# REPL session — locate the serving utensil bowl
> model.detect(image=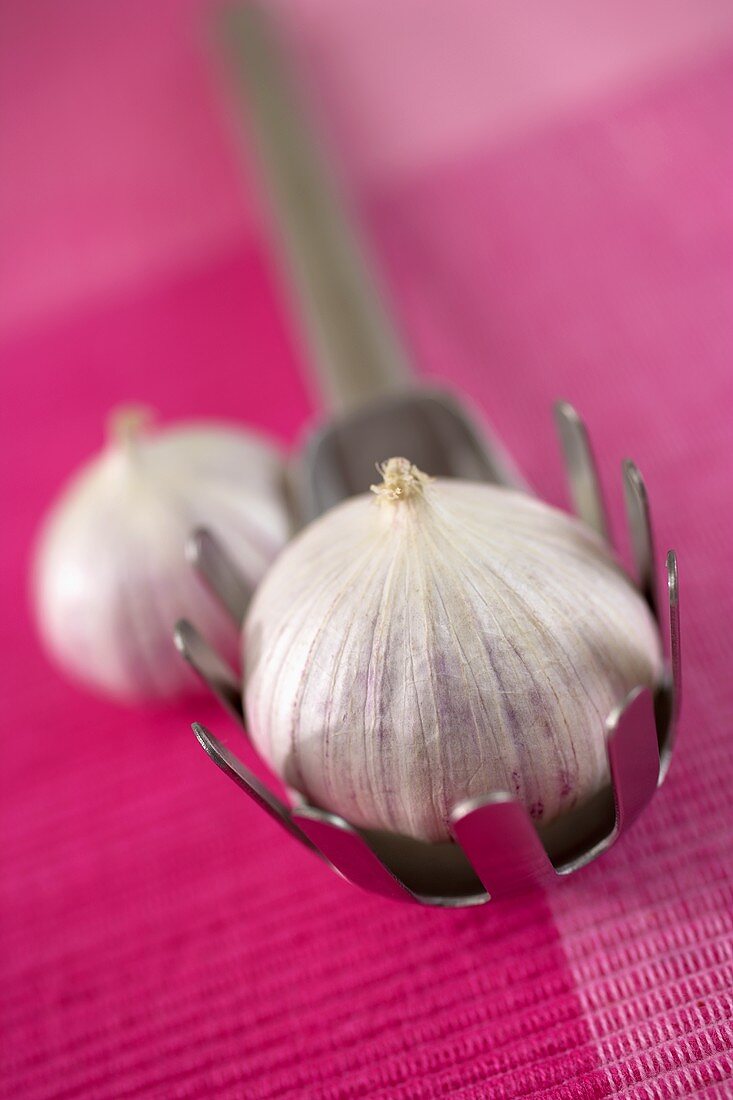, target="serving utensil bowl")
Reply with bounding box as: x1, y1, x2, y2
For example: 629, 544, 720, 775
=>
176, 401, 680, 906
